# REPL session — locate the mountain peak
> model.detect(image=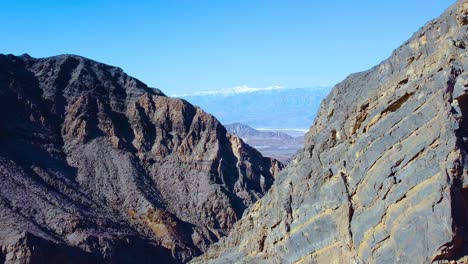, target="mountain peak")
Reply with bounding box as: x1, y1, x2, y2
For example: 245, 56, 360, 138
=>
0, 53, 283, 263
